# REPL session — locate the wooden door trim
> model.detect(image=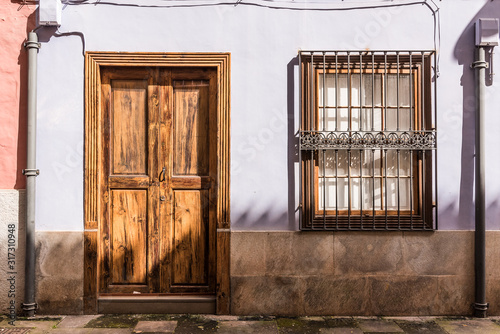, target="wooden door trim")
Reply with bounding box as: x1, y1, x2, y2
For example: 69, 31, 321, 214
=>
84, 52, 231, 314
